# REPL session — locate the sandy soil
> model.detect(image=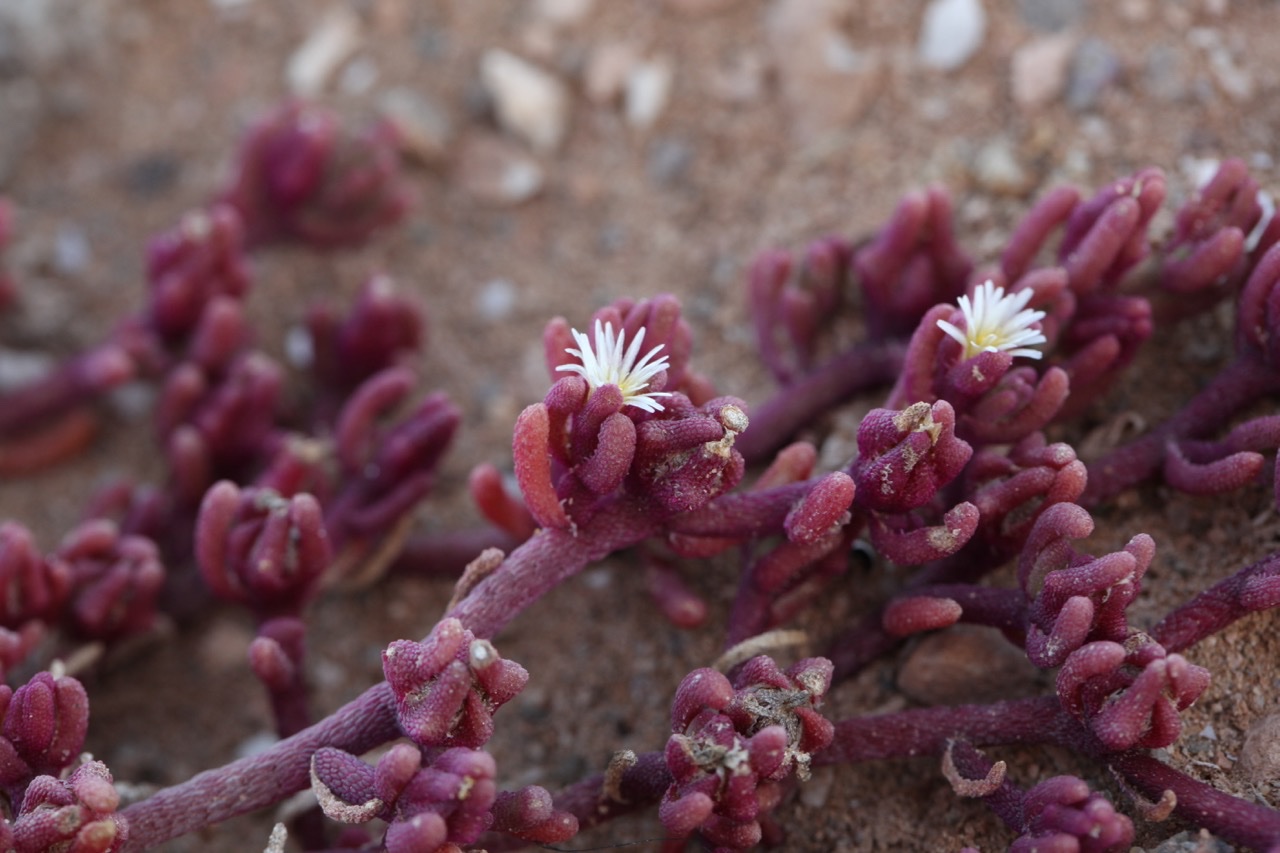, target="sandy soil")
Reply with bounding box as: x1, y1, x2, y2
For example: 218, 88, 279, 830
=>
0, 0, 1278, 850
